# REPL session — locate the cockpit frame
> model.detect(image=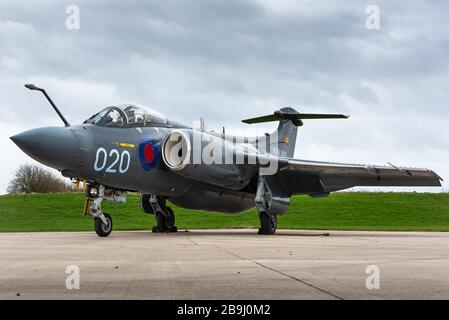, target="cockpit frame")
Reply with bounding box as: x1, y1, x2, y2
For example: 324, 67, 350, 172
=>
83, 104, 167, 128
